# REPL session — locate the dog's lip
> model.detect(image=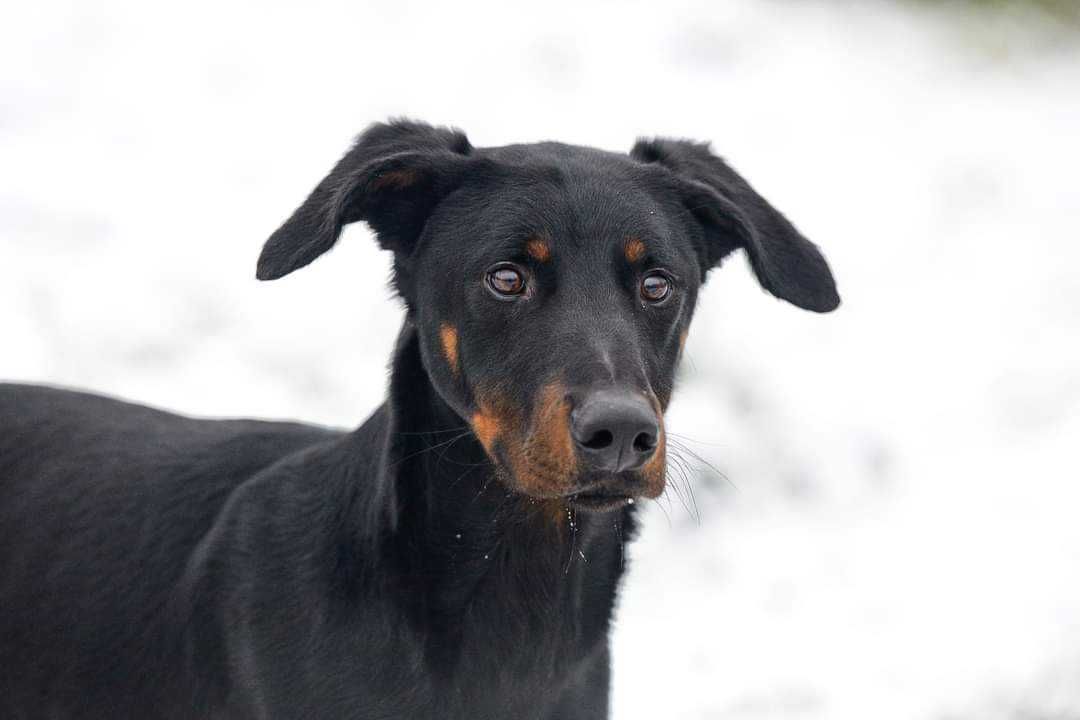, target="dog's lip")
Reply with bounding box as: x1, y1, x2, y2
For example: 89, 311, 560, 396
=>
566, 491, 635, 512
564, 484, 639, 512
